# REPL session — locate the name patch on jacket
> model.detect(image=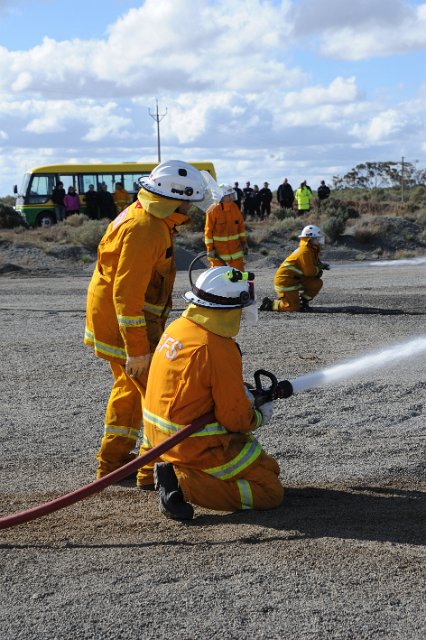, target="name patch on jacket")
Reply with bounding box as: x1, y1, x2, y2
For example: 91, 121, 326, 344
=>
112, 207, 130, 229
